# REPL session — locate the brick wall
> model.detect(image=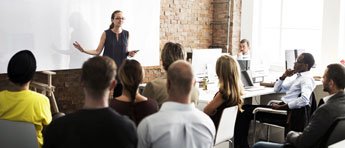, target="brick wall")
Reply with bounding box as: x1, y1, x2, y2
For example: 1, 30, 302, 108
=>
0, 0, 242, 113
